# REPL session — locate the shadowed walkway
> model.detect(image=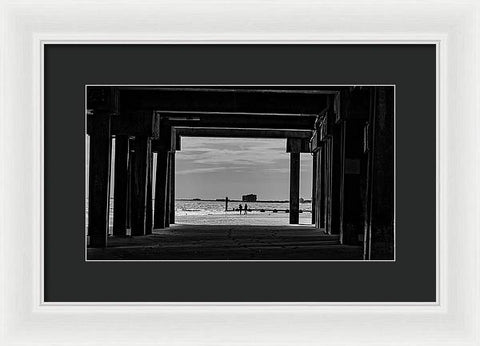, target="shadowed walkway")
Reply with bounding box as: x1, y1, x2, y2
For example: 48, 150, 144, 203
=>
88, 224, 363, 260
